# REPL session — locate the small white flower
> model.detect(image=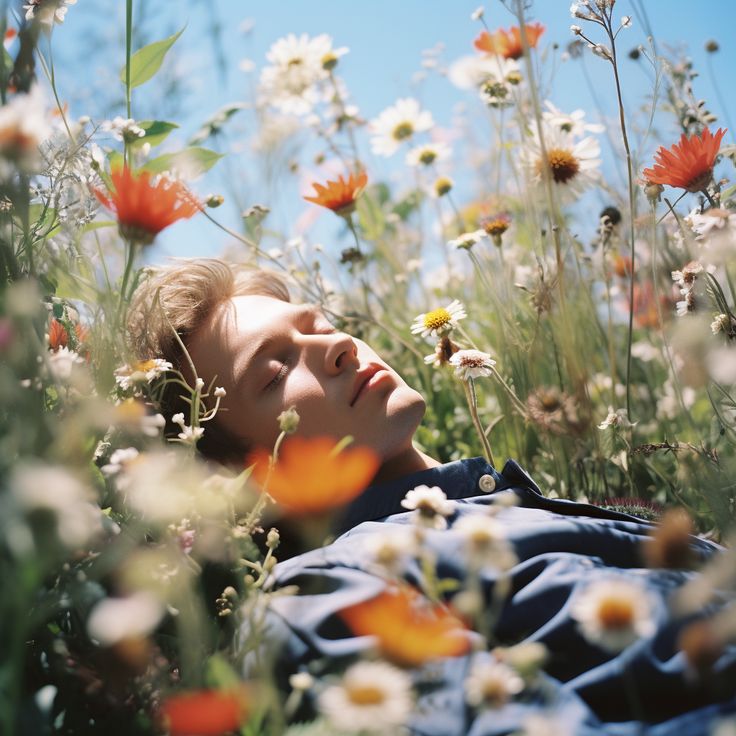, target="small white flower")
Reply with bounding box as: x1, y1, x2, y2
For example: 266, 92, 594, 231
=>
24, 0, 77, 25
570, 578, 657, 652
411, 299, 467, 338
214, 386, 227, 398
448, 230, 488, 250
401, 485, 454, 529
621, 15, 632, 28
675, 290, 695, 317
711, 313, 732, 335
87, 592, 164, 646
100, 116, 145, 141
114, 358, 172, 391
449, 349, 496, 380
571, 24, 583, 35
289, 672, 315, 691
369, 97, 434, 157
171, 412, 186, 428
141, 413, 166, 437
465, 659, 524, 708
194, 377, 205, 391
471, 6, 484, 21
597, 407, 635, 430
101, 447, 139, 476
177, 424, 204, 445
455, 514, 517, 570
405, 141, 451, 168
365, 527, 417, 577
47, 346, 85, 383
318, 661, 413, 733
0, 86, 52, 173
